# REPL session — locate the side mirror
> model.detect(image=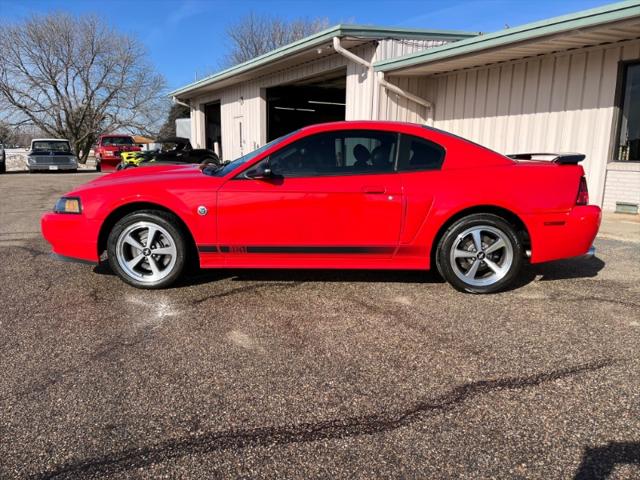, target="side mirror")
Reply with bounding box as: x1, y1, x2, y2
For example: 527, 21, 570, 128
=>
244, 163, 277, 180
